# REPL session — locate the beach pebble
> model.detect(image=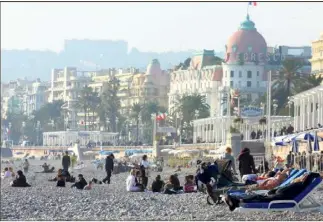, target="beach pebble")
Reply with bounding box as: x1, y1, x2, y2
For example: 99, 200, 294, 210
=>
1, 159, 323, 220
